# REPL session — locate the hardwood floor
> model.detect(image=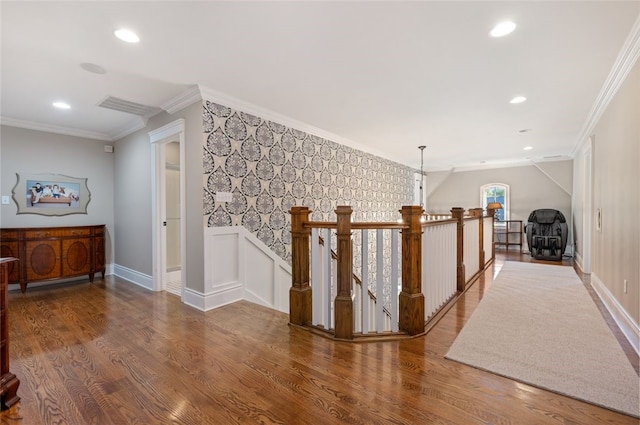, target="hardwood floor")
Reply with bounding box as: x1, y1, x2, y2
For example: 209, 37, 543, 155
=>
2, 251, 638, 424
